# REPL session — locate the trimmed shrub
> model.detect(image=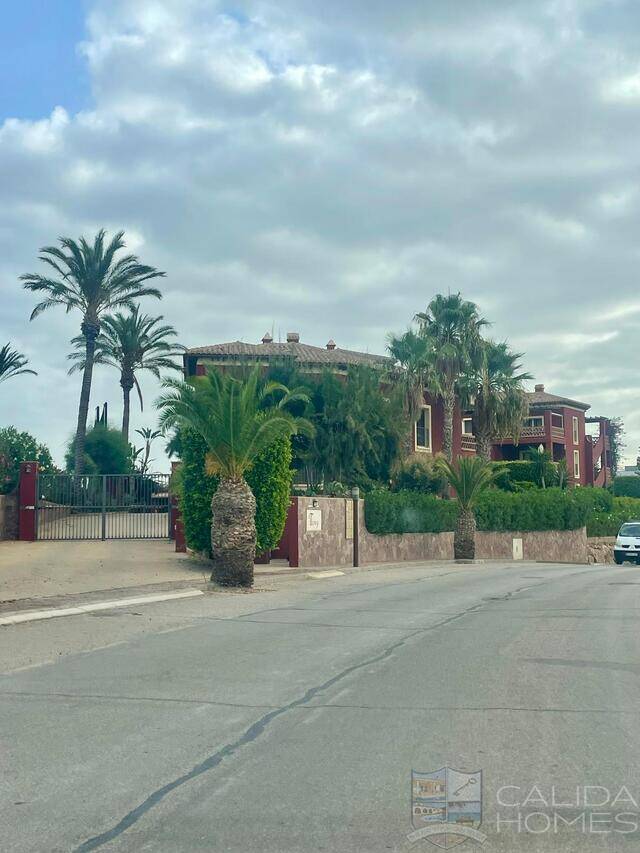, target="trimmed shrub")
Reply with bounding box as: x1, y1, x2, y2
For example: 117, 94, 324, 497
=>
613, 476, 640, 498
0, 426, 55, 494
365, 490, 457, 534
176, 429, 294, 556
492, 459, 557, 489
365, 487, 591, 535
